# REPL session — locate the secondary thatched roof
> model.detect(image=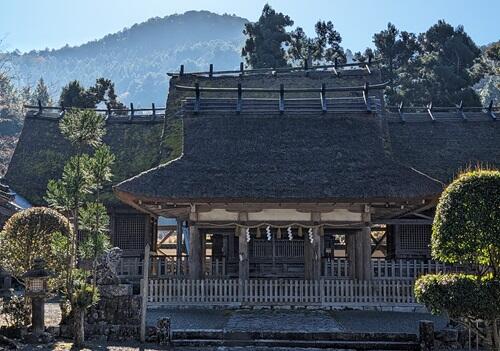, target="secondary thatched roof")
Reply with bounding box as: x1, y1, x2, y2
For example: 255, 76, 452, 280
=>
386, 112, 500, 183
5, 112, 168, 205
115, 112, 443, 203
